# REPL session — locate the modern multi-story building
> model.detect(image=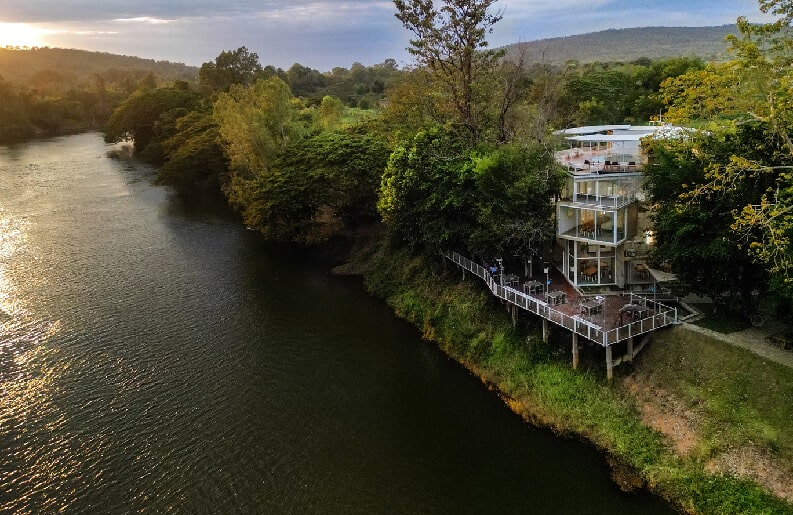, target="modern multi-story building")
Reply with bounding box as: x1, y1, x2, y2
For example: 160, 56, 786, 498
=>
552, 124, 668, 290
